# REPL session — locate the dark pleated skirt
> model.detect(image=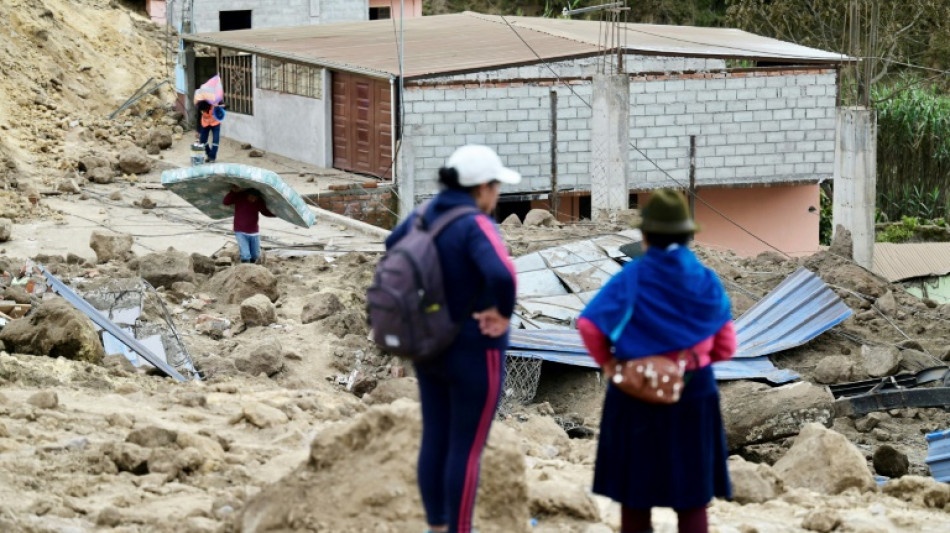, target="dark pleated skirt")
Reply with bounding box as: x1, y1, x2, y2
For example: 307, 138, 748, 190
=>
592, 365, 731, 510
